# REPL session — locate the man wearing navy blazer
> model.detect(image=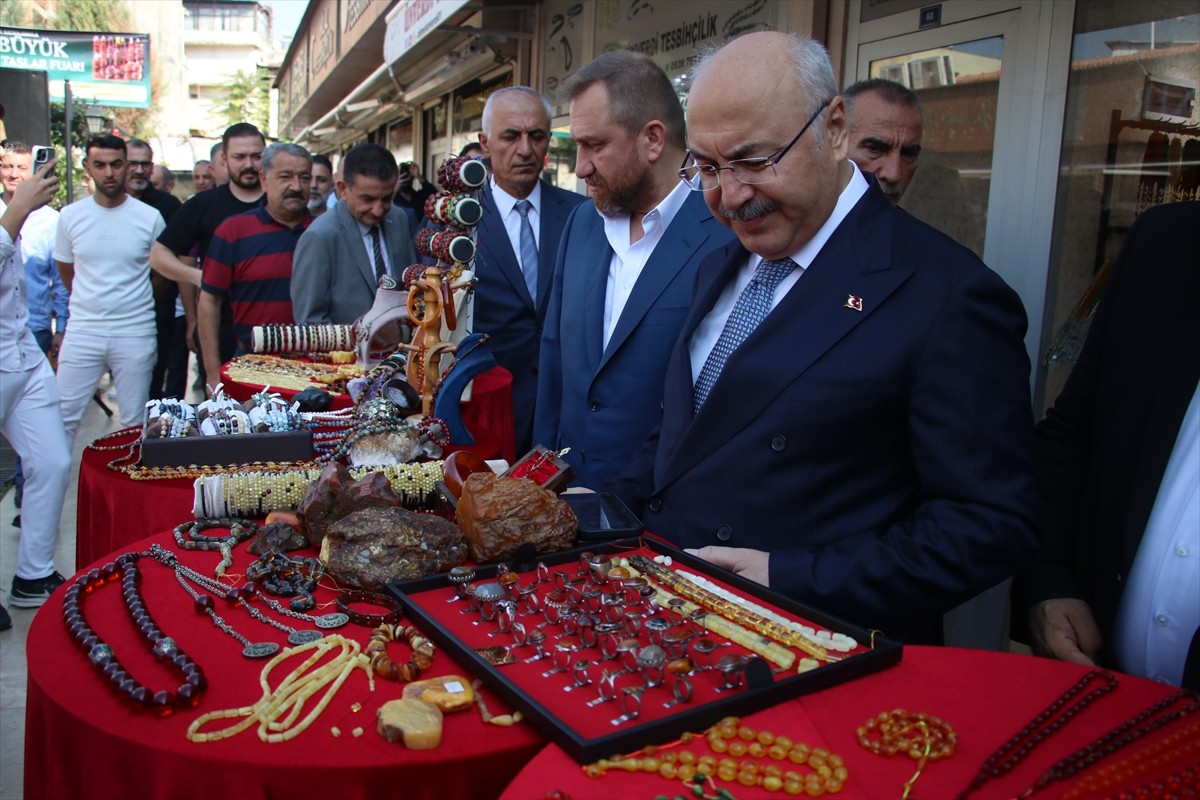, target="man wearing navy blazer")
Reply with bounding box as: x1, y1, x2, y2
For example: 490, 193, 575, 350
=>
474, 87, 585, 454
608, 32, 1038, 645
535, 50, 736, 487
291, 143, 416, 324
